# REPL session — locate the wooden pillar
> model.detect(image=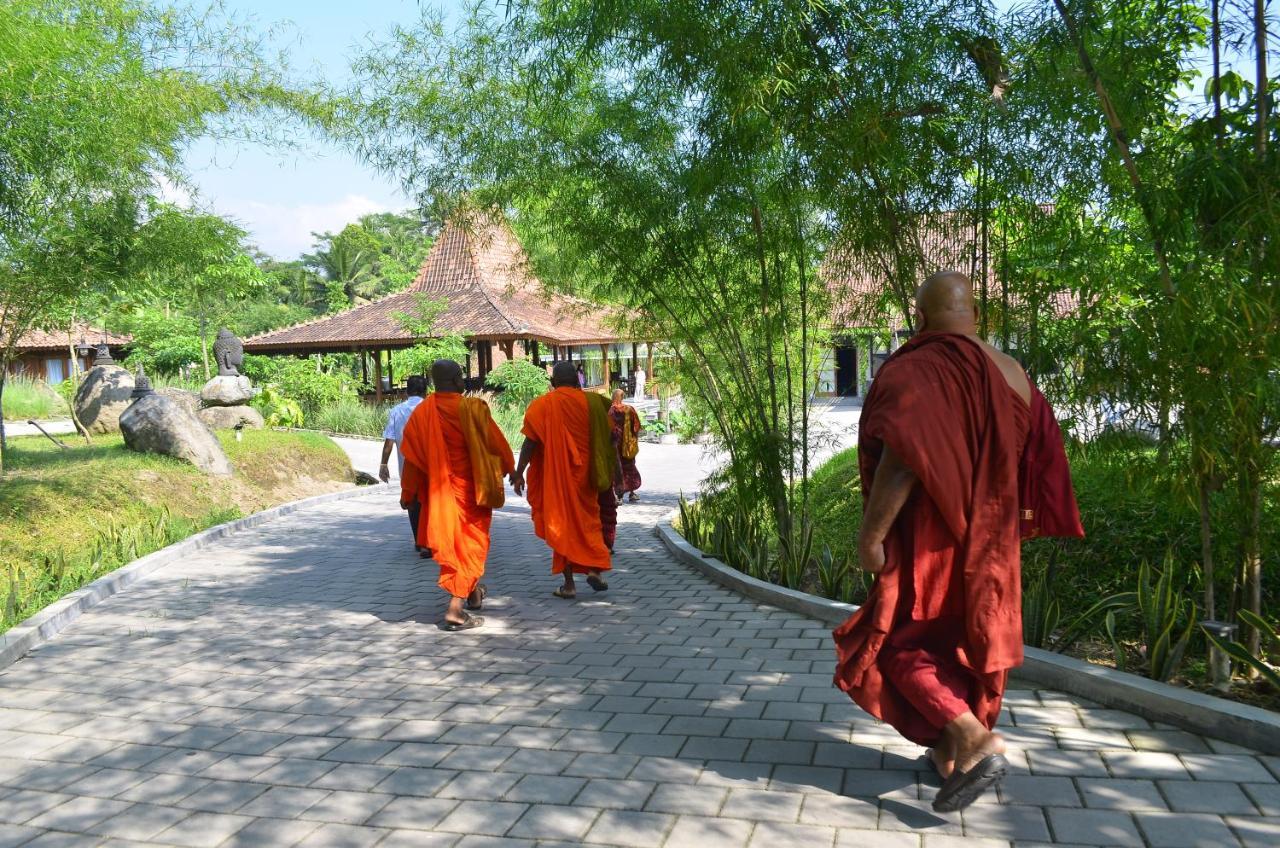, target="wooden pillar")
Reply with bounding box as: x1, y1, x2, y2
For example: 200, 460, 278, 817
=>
645, 343, 655, 380
531, 340, 541, 366
600, 344, 610, 390
374, 350, 383, 403
360, 350, 368, 386
631, 343, 639, 378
